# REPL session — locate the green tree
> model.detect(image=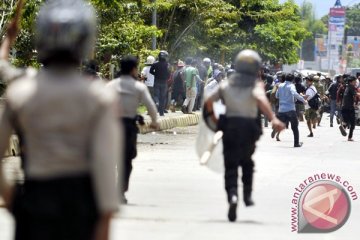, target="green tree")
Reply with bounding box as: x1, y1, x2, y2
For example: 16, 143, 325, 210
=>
235, 0, 310, 64
3, 0, 310, 74
153, 0, 309, 64
12, 0, 42, 67
154, 0, 237, 60
344, 4, 360, 36
0, 0, 18, 39
90, 0, 161, 77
